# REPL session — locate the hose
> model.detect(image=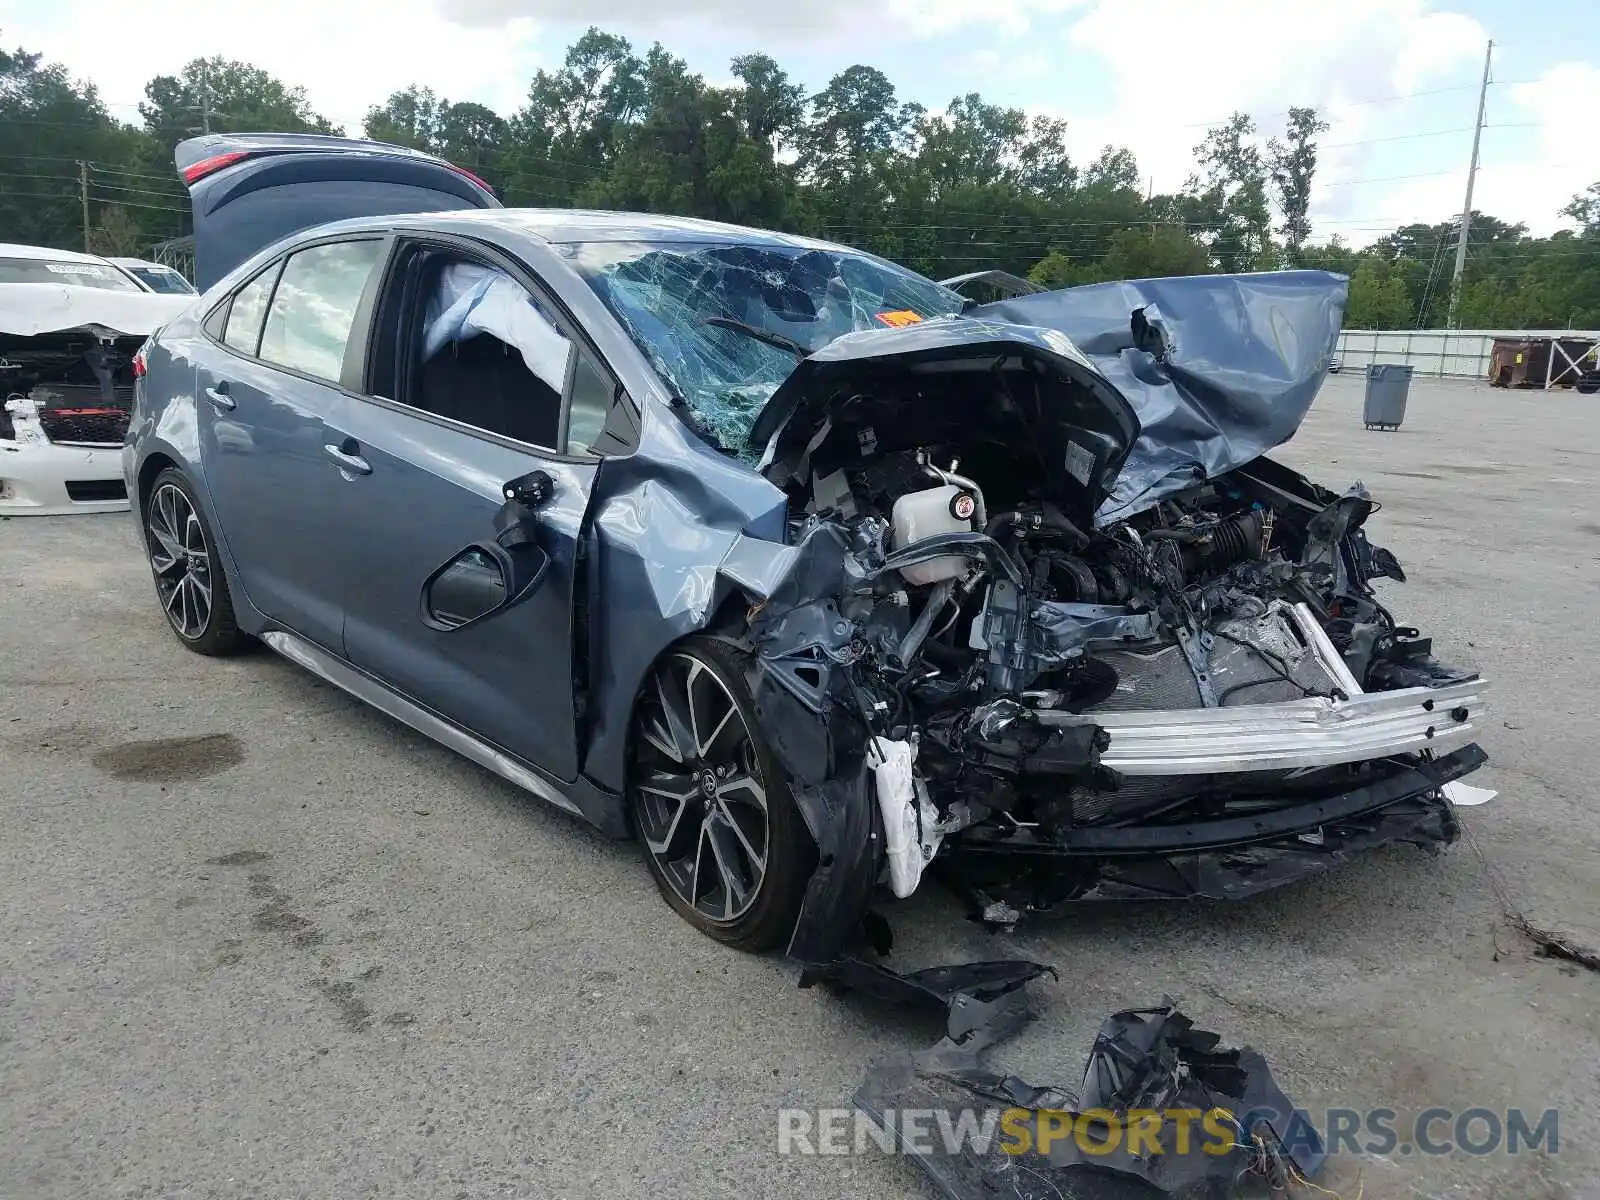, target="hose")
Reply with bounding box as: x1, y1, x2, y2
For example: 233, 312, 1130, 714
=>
894, 579, 956, 669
